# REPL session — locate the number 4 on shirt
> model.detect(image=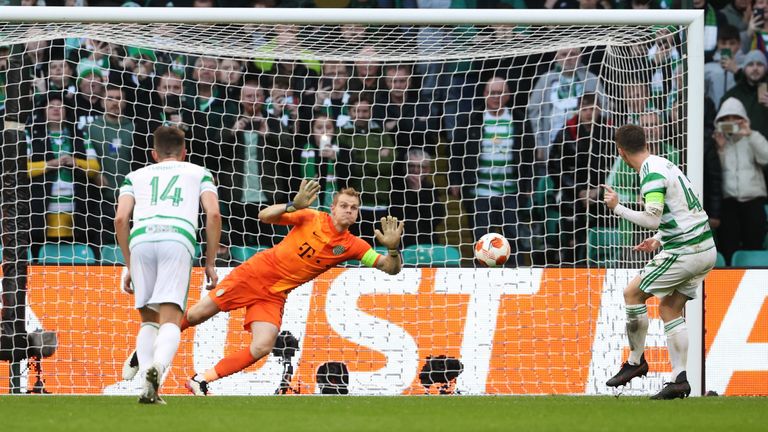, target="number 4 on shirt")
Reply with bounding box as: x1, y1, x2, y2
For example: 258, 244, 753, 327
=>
677, 176, 702, 212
